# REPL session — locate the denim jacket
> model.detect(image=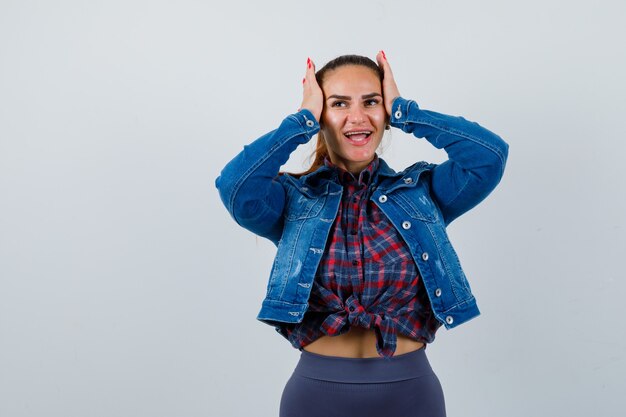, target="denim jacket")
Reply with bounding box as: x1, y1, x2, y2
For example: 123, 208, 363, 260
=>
215, 97, 509, 334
